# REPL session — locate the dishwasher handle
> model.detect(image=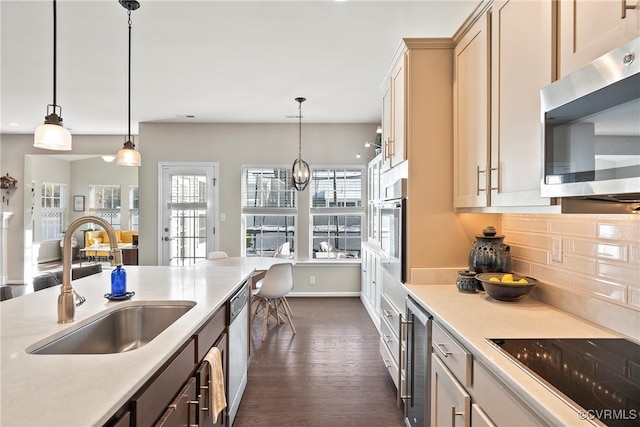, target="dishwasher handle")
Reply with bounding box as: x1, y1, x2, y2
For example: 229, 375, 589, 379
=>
229, 281, 249, 321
